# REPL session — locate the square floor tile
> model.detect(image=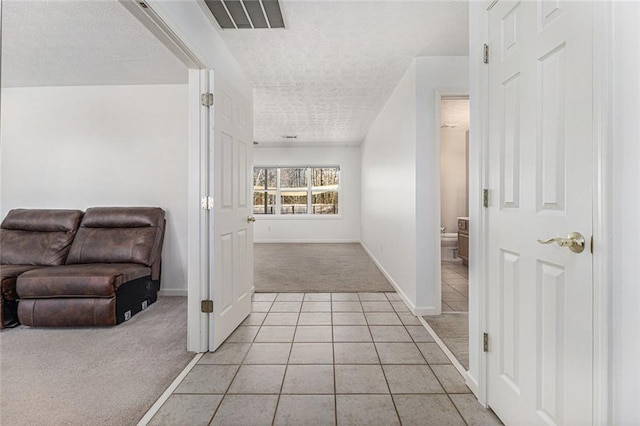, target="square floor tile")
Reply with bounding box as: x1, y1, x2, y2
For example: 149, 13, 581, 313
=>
274, 395, 335, 426
294, 325, 333, 342
333, 326, 372, 342
331, 293, 359, 301
263, 313, 299, 326
254, 326, 296, 343
243, 343, 292, 364
276, 293, 305, 301
298, 312, 332, 326
335, 365, 389, 394
393, 394, 465, 426
361, 301, 394, 312
150, 394, 222, 426
385, 292, 401, 301
416, 342, 451, 364
336, 395, 399, 426
442, 292, 467, 302
449, 394, 503, 426
270, 301, 302, 312
334, 342, 379, 364
382, 365, 444, 393
301, 301, 332, 312
199, 343, 251, 364
226, 326, 260, 343
174, 365, 238, 394
365, 312, 402, 326
397, 313, 421, 325
304, 293, 331, 301
332, 312, 367, 326
375, 343, 426, 364
430, 365, 471, 393
253, 293, 278, 302
332, 301, 363, 312
252, 302, 273, 313
228, 365, 286, 394
405, 325, 435, 342
282, 364, 334, 394
358, 292, 388, 301
210, 394, 278, 426
442, 302, 455, 312
369, 326, 412, 342
447, 302, 469, 312
390, 301, 410, 312
242, 312, 267, 326
289, 343, 334, 364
